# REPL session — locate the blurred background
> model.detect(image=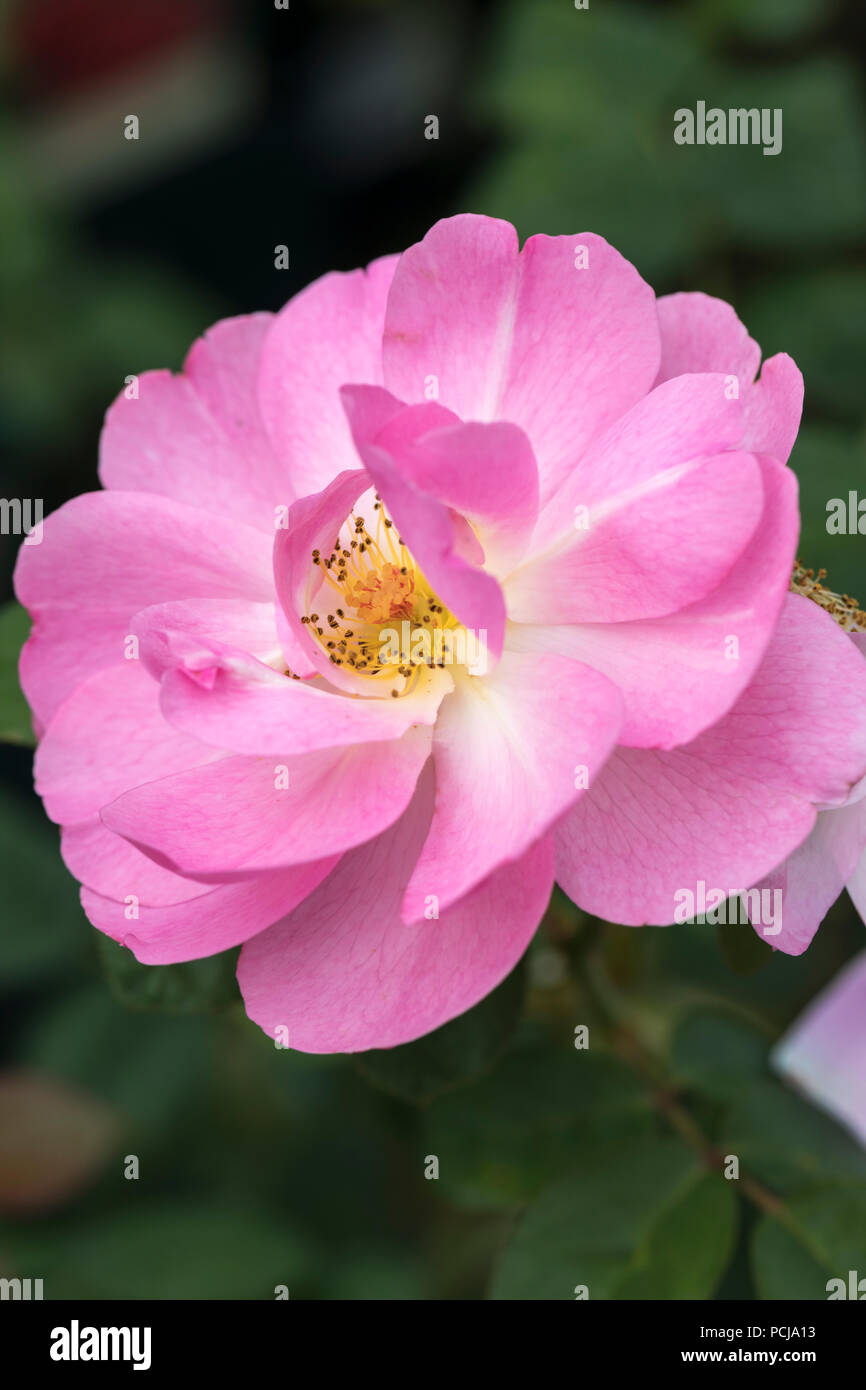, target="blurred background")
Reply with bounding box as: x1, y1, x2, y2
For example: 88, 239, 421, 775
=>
1, 0, 865, 1300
